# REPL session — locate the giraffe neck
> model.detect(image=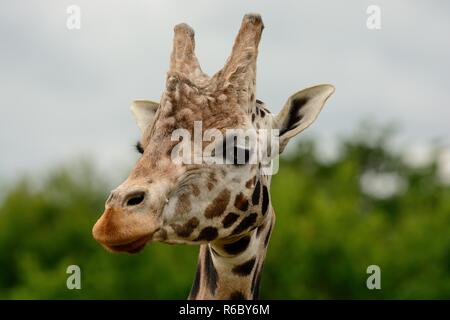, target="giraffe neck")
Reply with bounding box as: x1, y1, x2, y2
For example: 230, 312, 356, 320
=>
189, 209, 275, 300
